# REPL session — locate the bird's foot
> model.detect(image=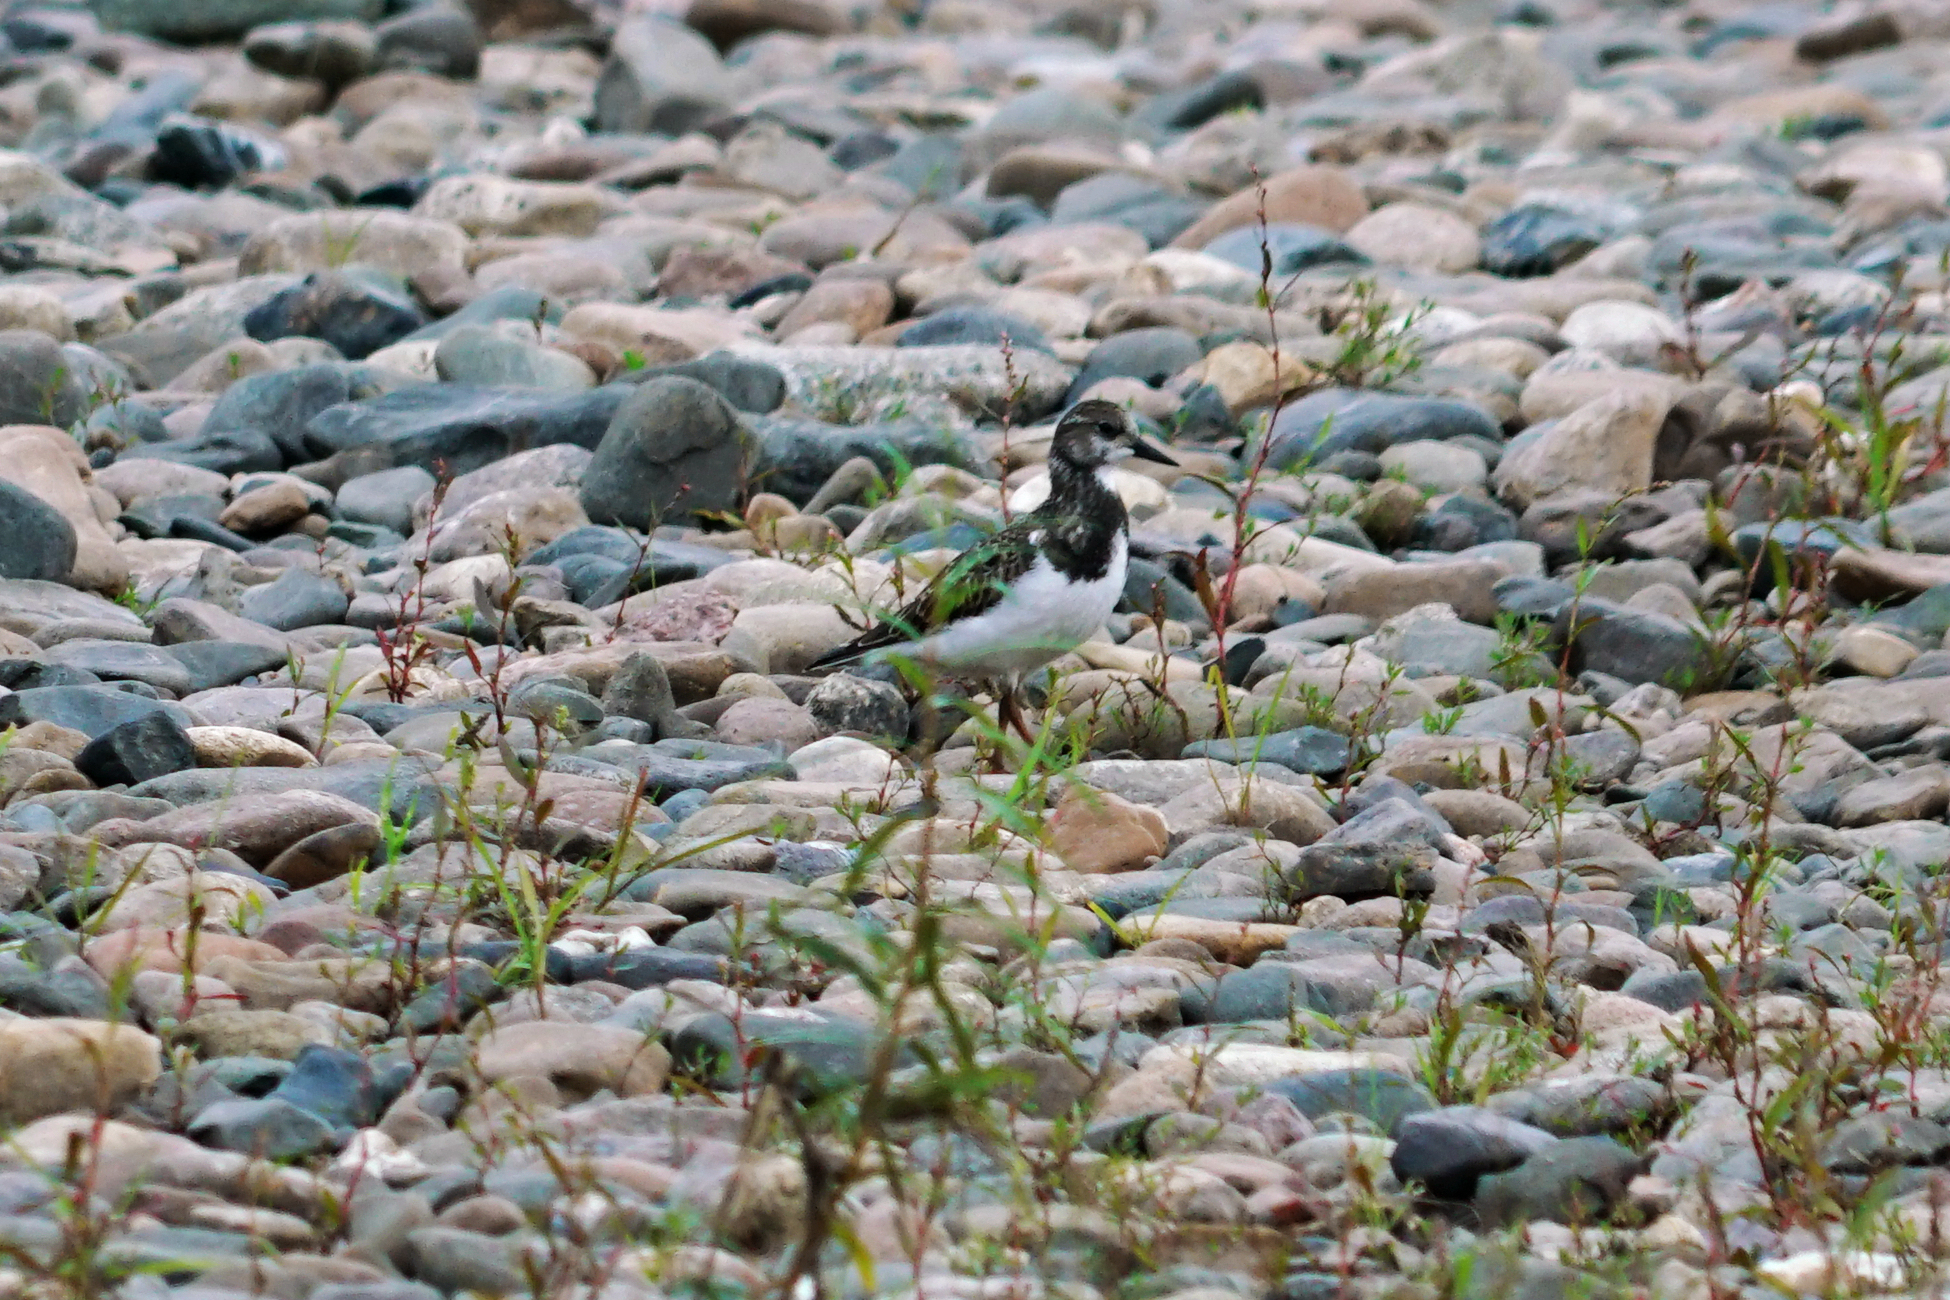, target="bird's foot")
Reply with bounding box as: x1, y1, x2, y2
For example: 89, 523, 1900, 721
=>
995, 689, 1037, 745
